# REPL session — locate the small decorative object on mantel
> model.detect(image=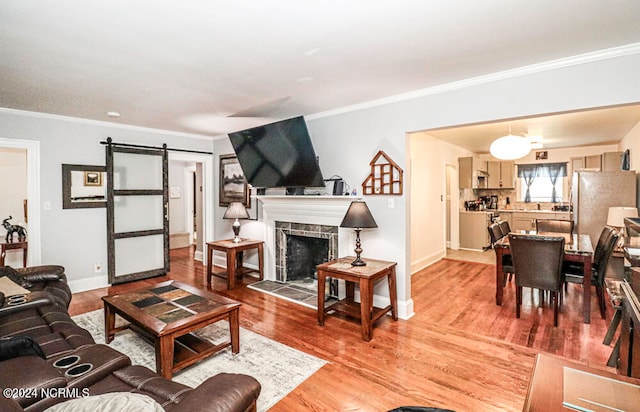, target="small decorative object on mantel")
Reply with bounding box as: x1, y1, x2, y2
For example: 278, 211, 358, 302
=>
361, 150, 403, 195
2, 216, 27, 243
